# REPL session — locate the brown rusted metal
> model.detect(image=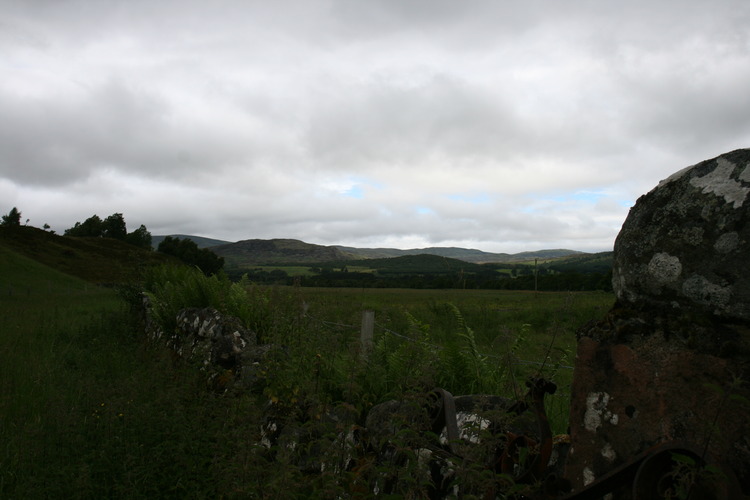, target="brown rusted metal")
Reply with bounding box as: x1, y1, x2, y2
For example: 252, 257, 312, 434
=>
375, 378, 743, 499
427, 388, 460, 454
495, 378, 557, 485
426, 379, 743, 499
557, 441, 743, 500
